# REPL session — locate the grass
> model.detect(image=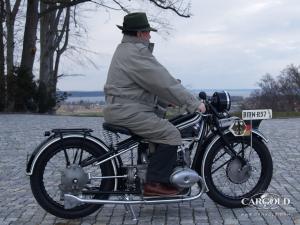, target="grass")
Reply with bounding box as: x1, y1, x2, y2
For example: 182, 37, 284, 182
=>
56, 111, 104, 117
